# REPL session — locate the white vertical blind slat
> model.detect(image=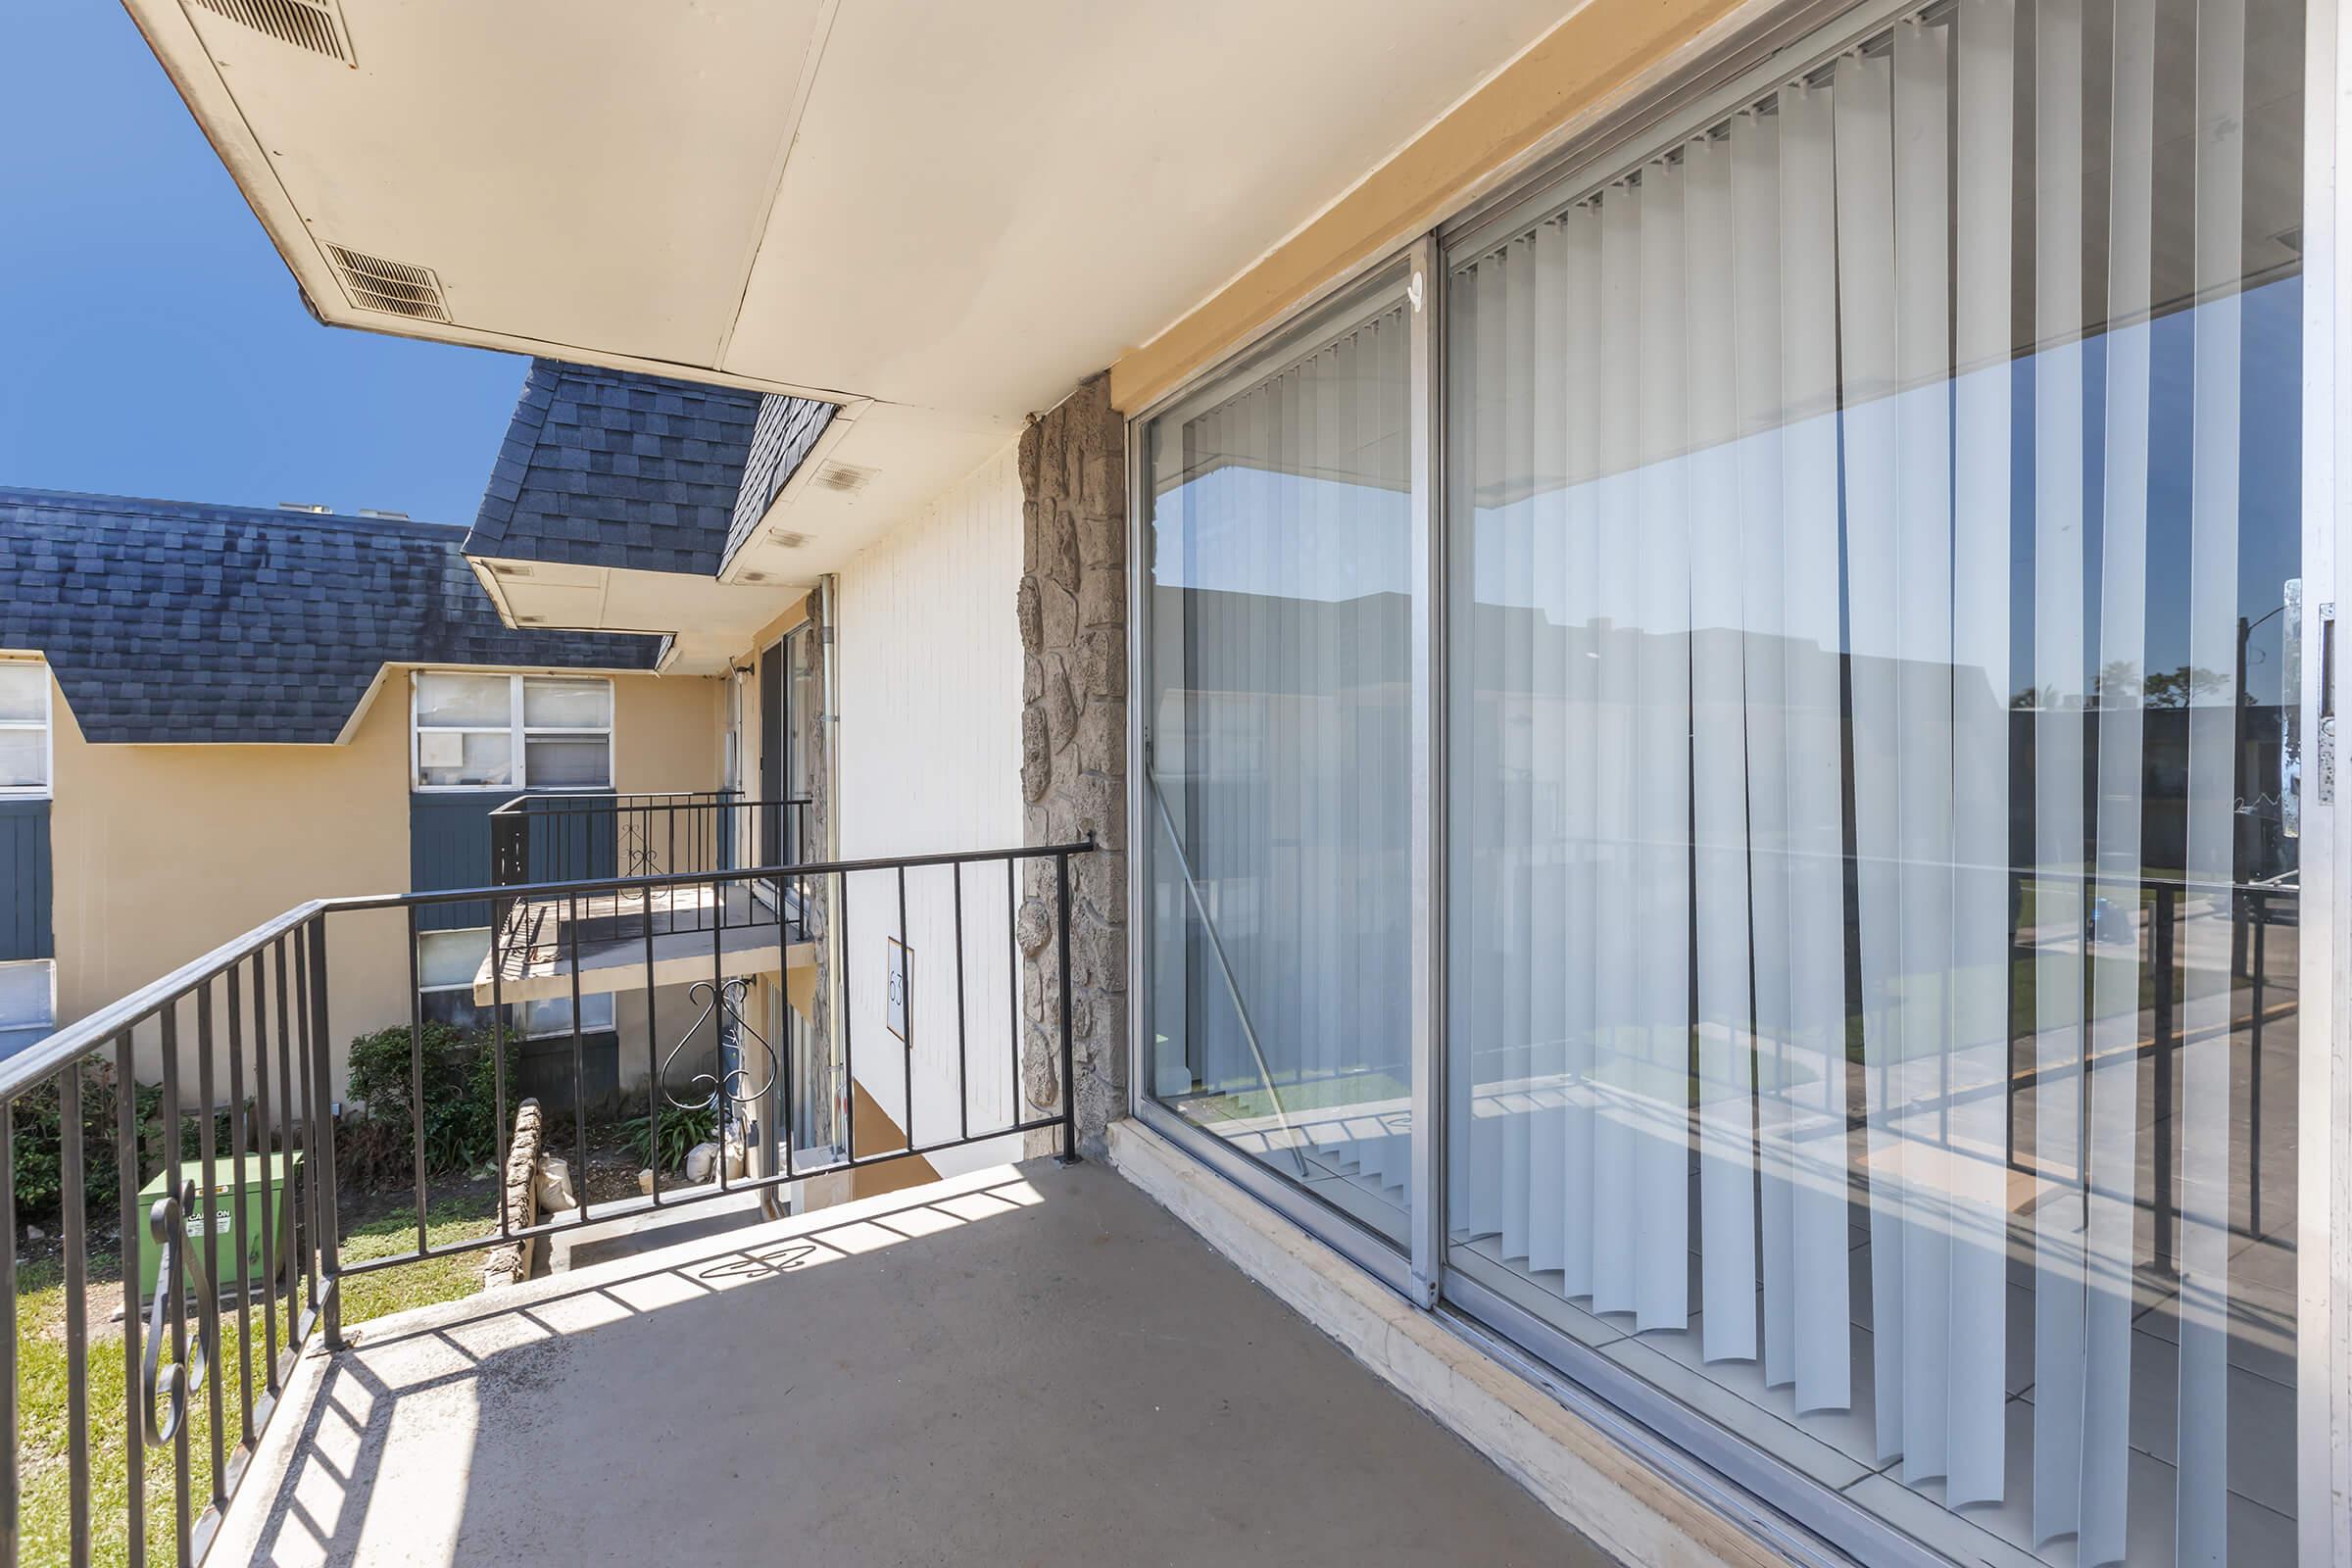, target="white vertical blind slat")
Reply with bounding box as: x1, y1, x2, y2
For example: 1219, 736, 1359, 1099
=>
1731, 107, 1797, 1388
1892, 16, 1959, 1486
2178, 0, 2247, 1557
1469, 252, 1507, 1240
1528, 219, 1571, 1275
1589, 183, 1643, 1315
1559, 204, 1604, 1298
1775, 77, 1855, 1415
1946, 0, 2016, 1508
1633, 157, 1693, 1331
2079, 0, 2159, 1556
1685, 130, 1760, 1365
2031, 0, 2093, 1544
1834, 47, 1908, 1454
1501, 233, 1537, 1262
